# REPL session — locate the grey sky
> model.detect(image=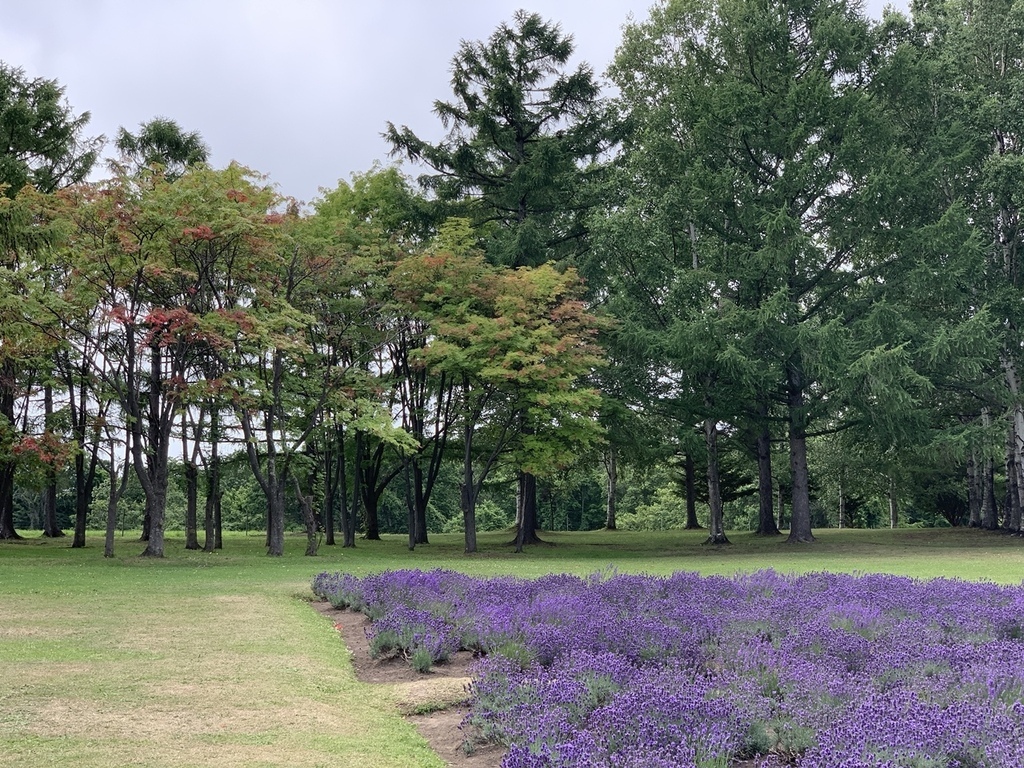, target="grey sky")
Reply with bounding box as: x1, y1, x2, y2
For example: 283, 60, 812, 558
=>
3, 0, 902, 205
